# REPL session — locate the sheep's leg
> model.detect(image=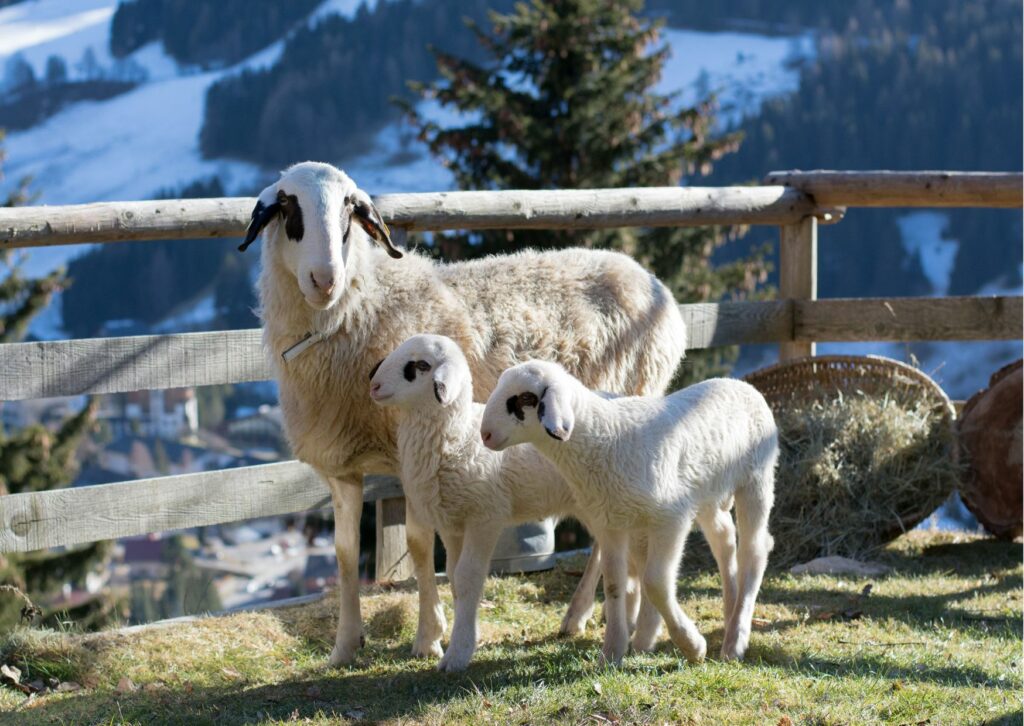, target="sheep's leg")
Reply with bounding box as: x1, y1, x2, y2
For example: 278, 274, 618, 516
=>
721, 480, 773, 661
625, 539, 644, 635
597, 529, 631, 666
438, 524, 501, 672
326, 476, 365, 667
406, 505, 445, 658
630, 533, 663, 652
560, 540, 601, 636
642, 520, 706, 664
696, 504, 739, 632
